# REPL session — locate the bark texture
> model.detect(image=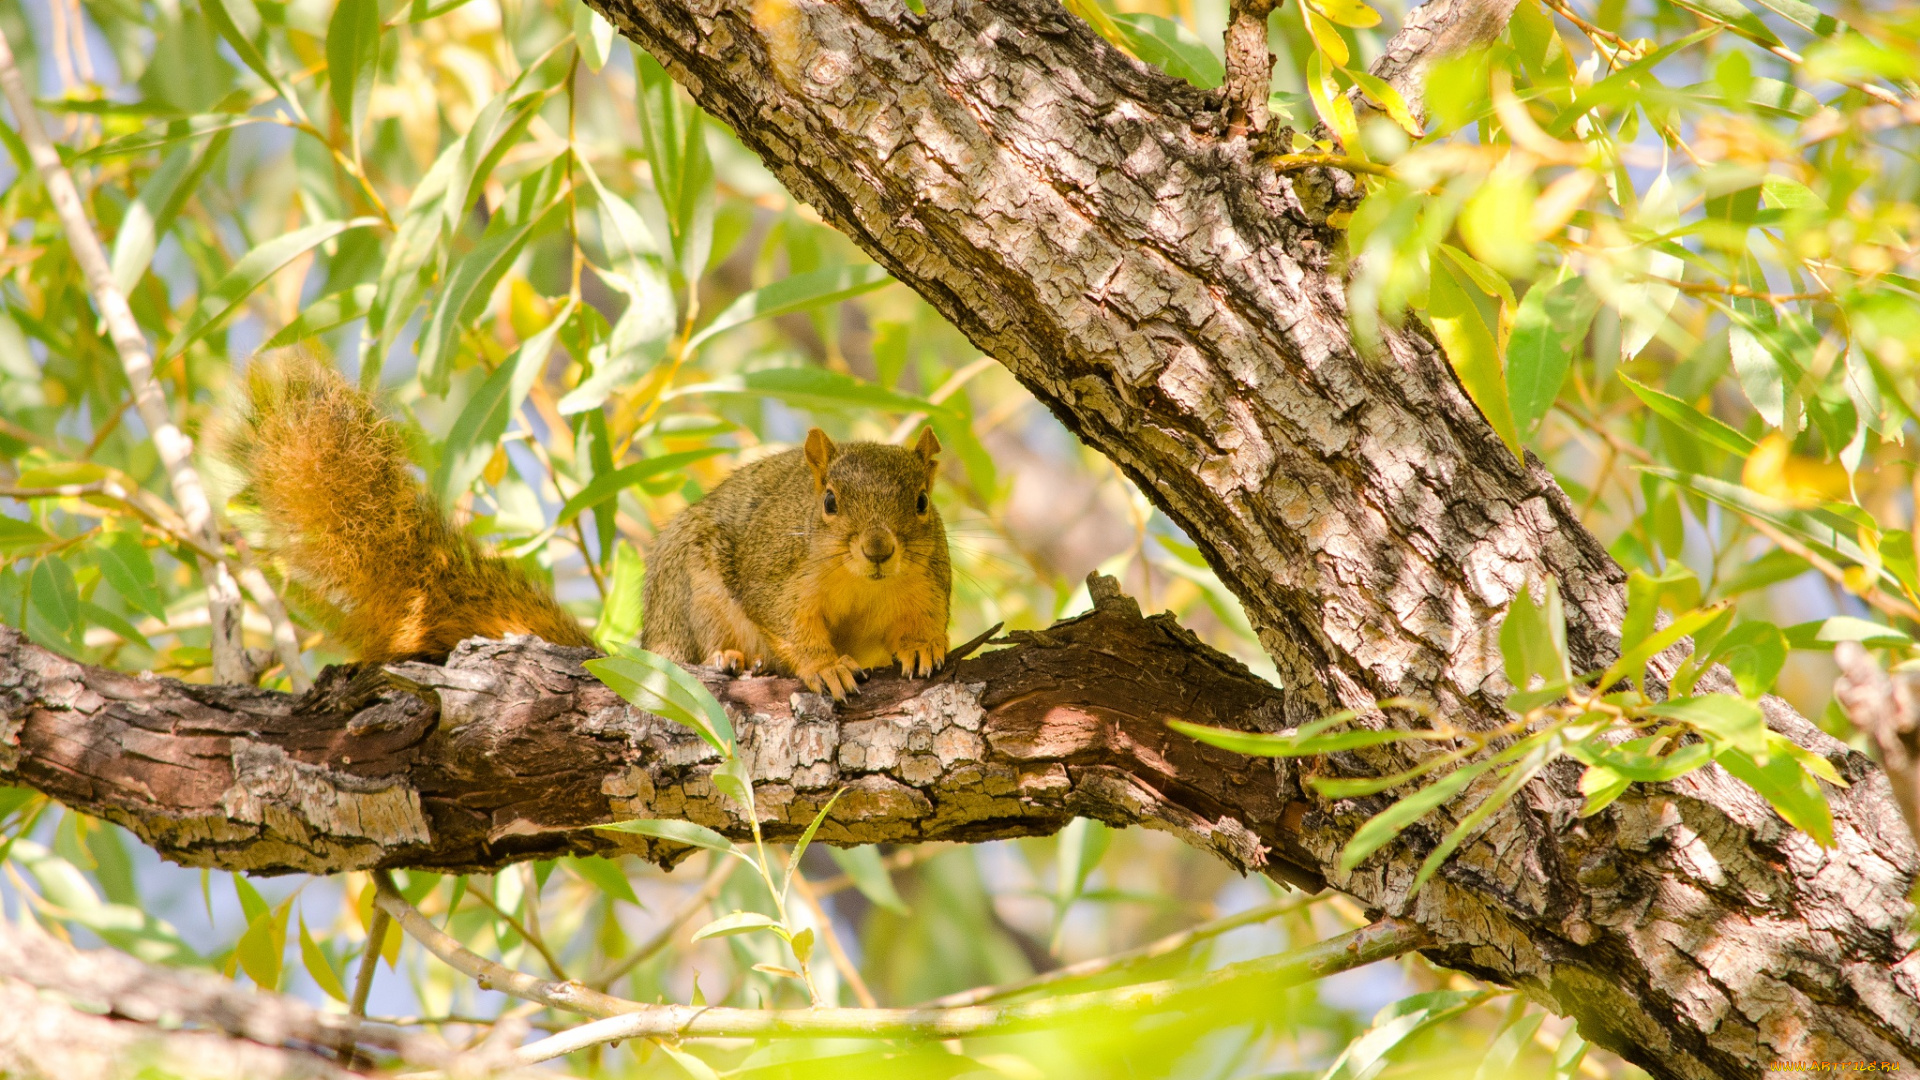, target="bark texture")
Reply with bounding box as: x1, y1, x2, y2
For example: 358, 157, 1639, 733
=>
551, 0, 1914, 1074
